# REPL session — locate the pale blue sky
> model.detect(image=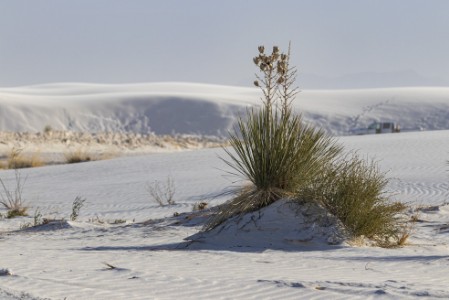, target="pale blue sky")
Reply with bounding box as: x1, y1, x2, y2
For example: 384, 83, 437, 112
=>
1, 0, 449, 87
